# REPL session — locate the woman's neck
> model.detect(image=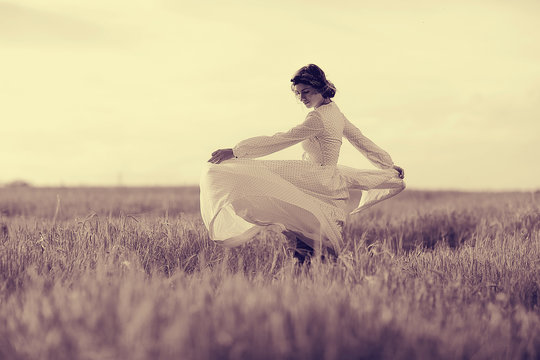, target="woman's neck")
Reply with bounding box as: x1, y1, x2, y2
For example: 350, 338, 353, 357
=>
315, 99, 332, 108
